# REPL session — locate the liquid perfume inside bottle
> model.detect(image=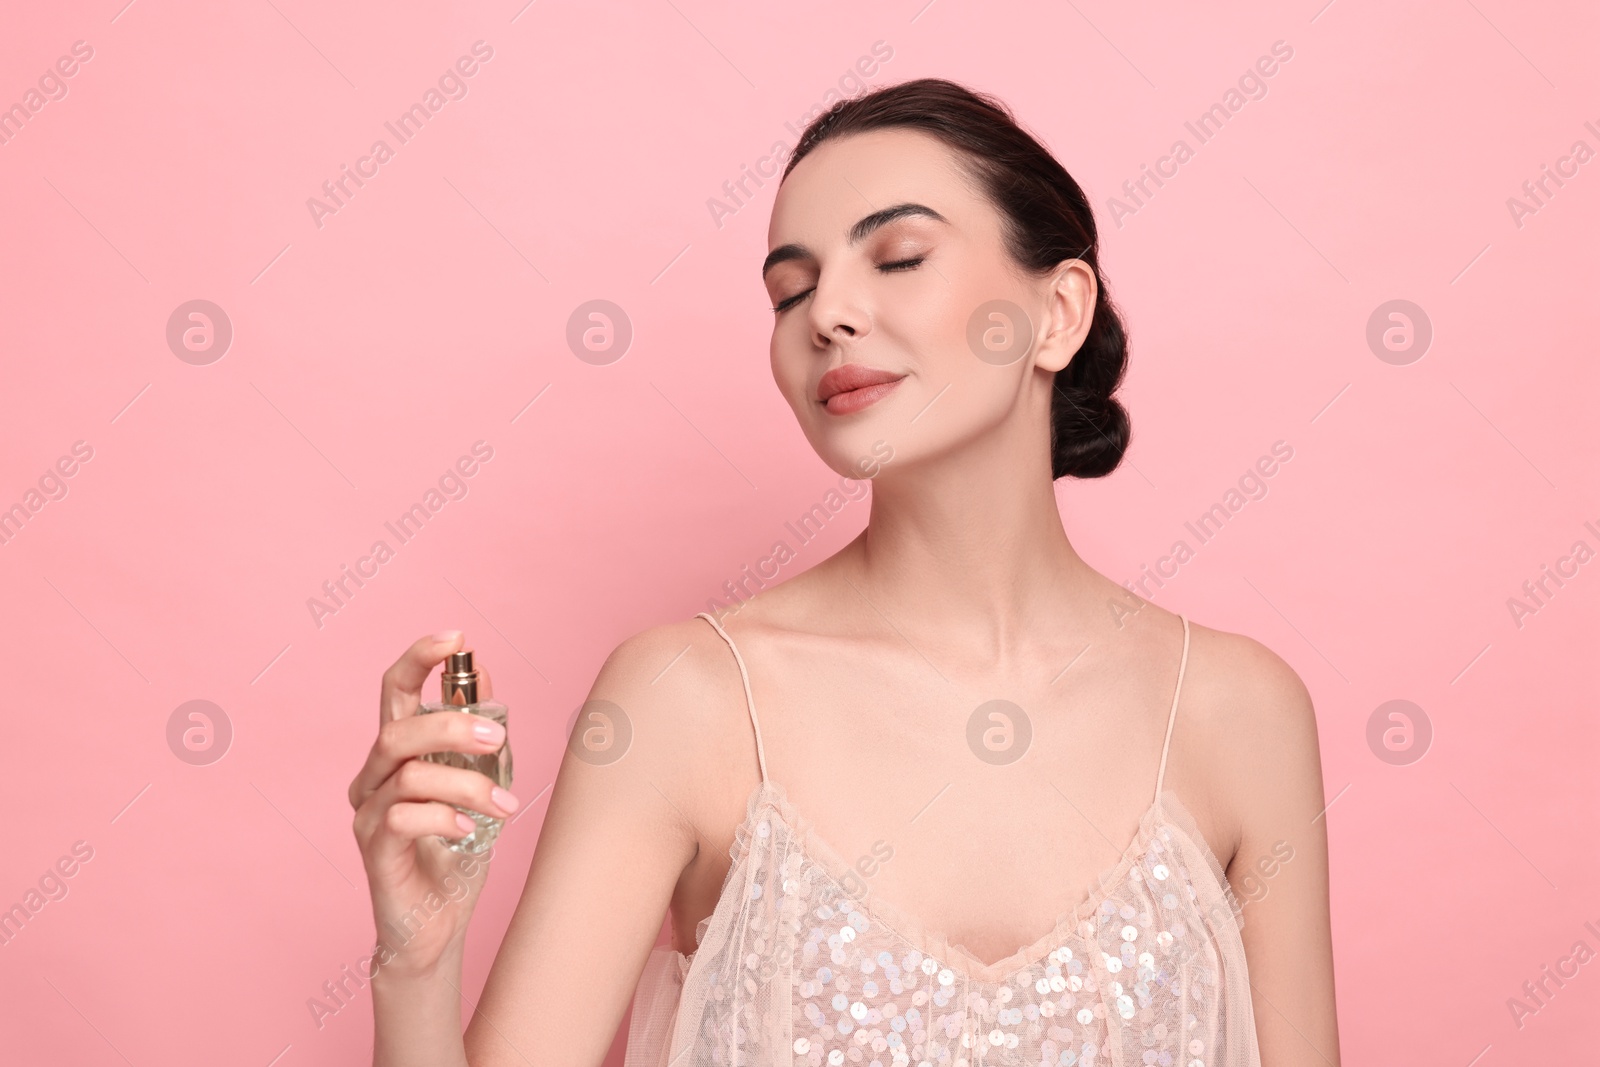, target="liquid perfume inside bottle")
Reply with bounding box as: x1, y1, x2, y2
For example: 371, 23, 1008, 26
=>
419, 649, 512, 854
